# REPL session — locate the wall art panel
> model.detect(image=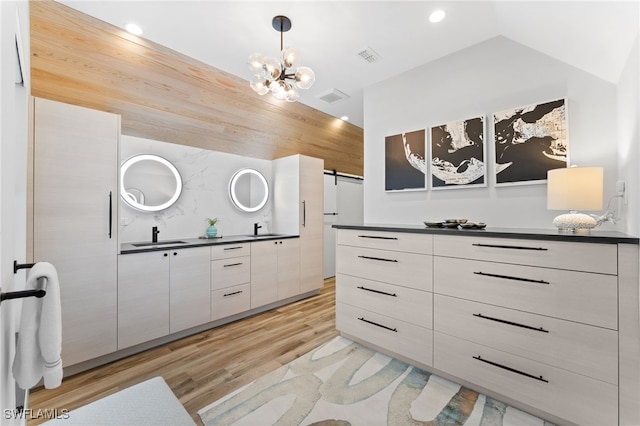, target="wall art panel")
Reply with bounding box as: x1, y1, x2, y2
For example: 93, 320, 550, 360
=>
494, 98, 568, 186
385, 130, 427, 191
